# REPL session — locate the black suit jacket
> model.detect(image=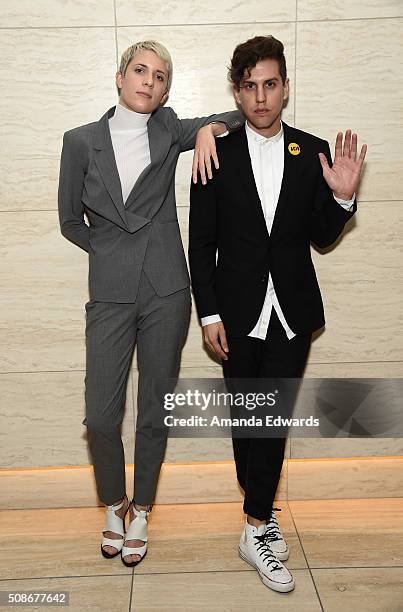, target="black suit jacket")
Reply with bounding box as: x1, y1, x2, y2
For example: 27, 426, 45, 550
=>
188, 122, 356, 337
